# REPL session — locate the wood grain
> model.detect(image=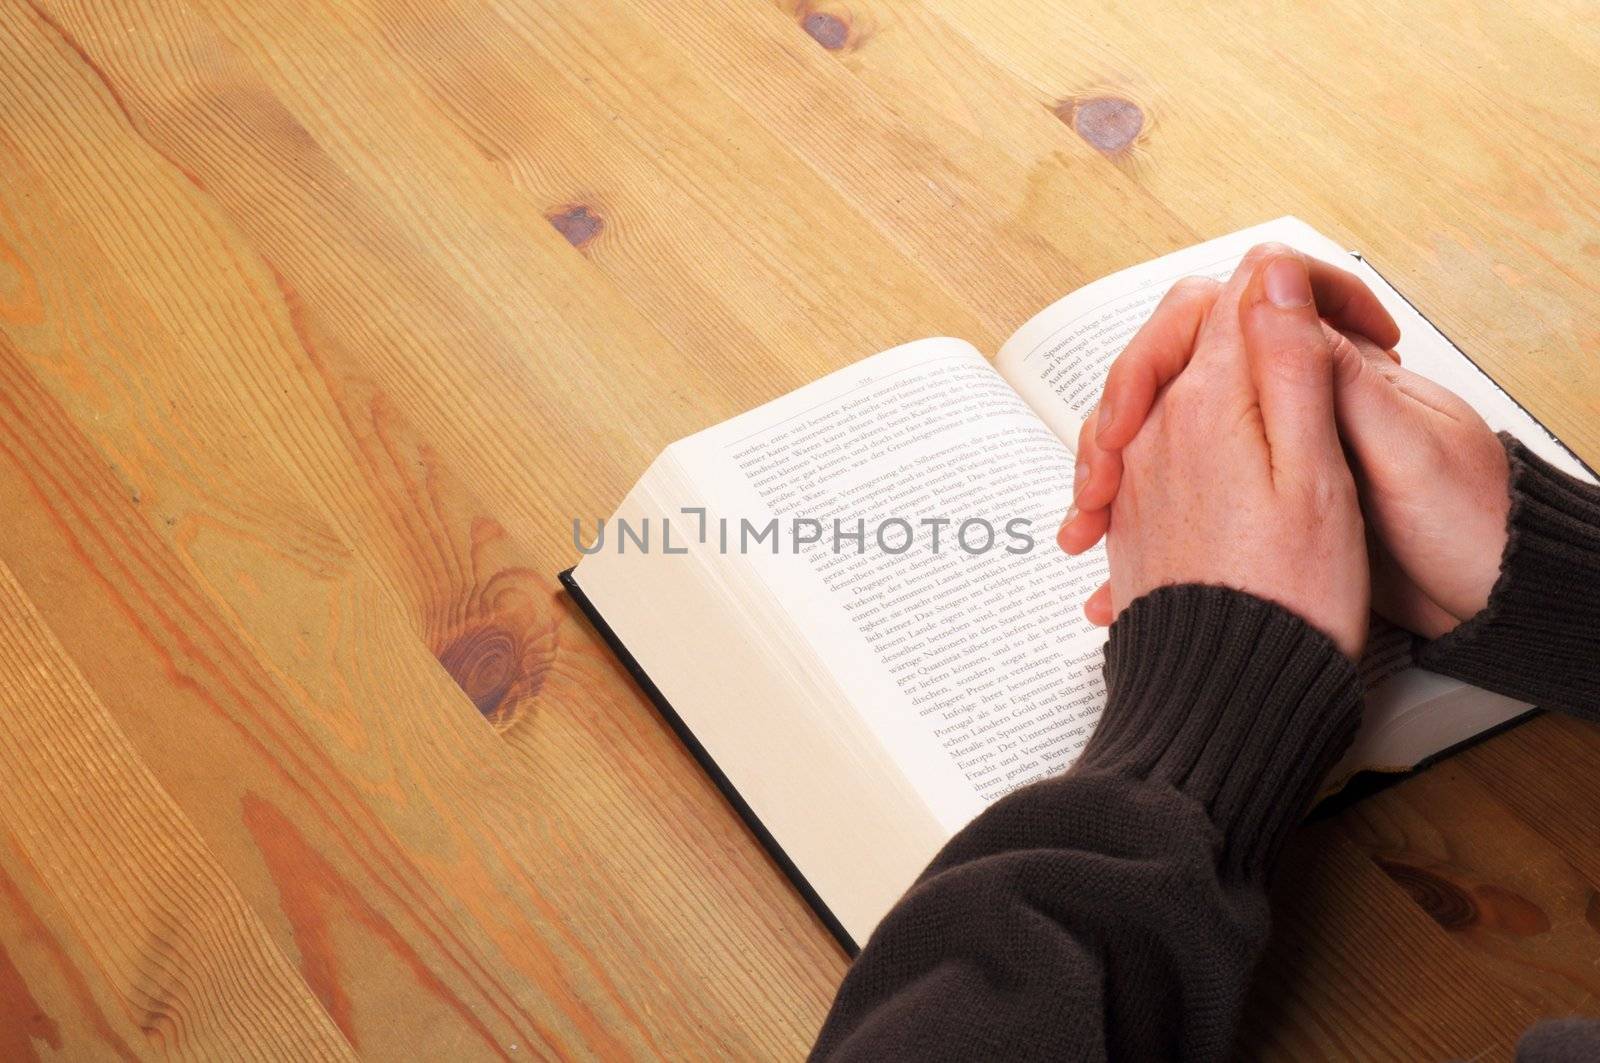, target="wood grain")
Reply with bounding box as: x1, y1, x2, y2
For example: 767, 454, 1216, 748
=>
0, 0, 1596, 1057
